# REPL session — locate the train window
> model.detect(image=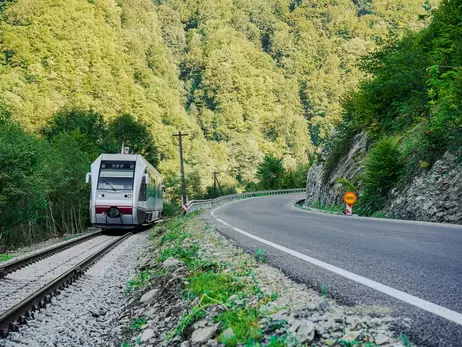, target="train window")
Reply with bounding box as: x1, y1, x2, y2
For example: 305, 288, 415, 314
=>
98, 169, 134, 190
